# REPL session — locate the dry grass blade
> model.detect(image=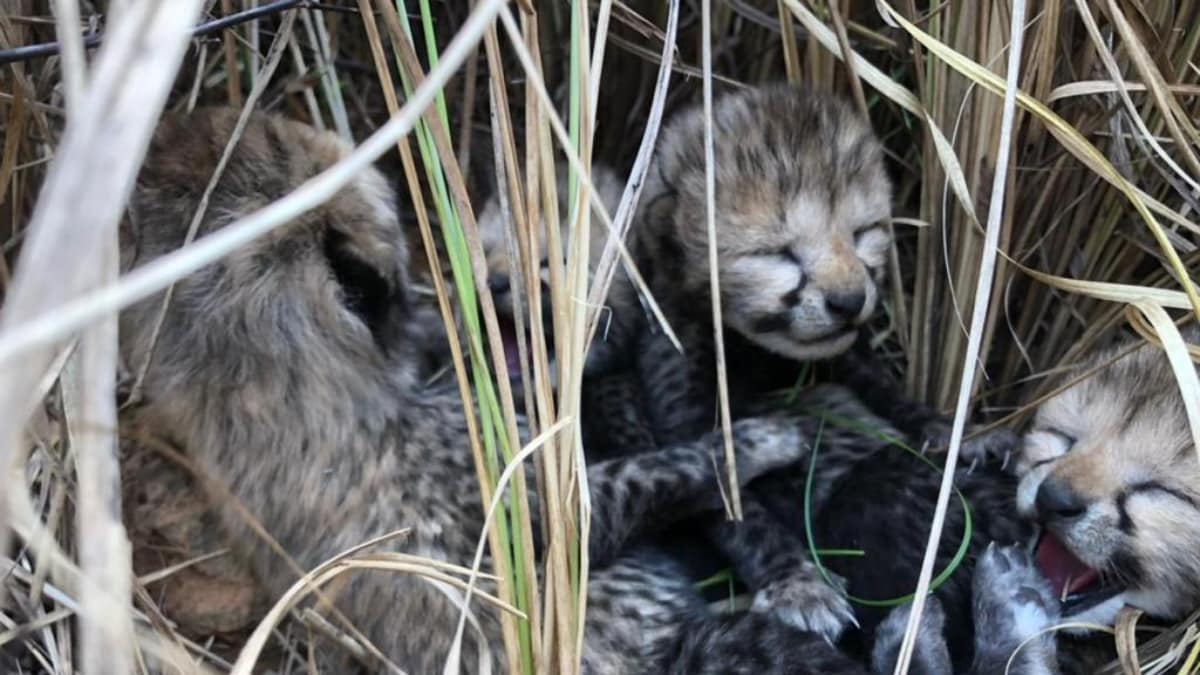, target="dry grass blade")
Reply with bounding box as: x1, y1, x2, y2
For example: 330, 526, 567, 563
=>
1116, 607, 1147, 674
1129, 305, 1200, 461
135, 549, 232, 586
0, 608, 72, 651
61, 243, 133, 674
561, 6, 595, 670
300, 6, 350, 140
1013, 262, 1199, 310
699, 0, 740, 520
584, 0, 679, 349
892, 0, 1027, 671
1047, 81, 1200, 103
446, 419, 571, 674
826, 0, 867, 117
0, 79, 29, 209
776, 0, 801, 82
220, 0, 243, 107
0, 0, 205, 615
588, 0, 614, 128
51, 0, 85, 110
